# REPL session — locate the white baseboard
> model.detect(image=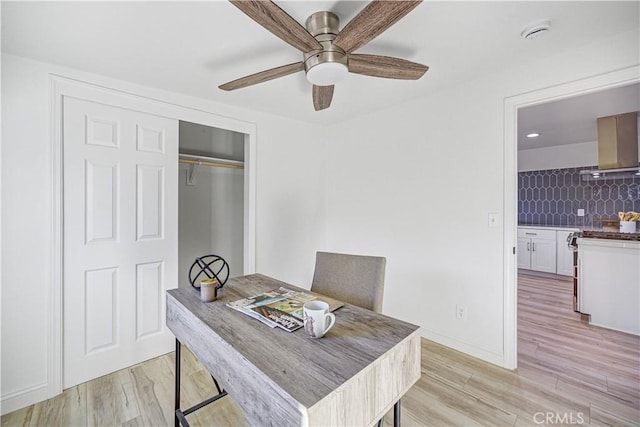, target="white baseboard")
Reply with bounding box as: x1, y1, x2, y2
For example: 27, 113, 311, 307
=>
1, 383, 49, 416
421, 330, 506, 369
